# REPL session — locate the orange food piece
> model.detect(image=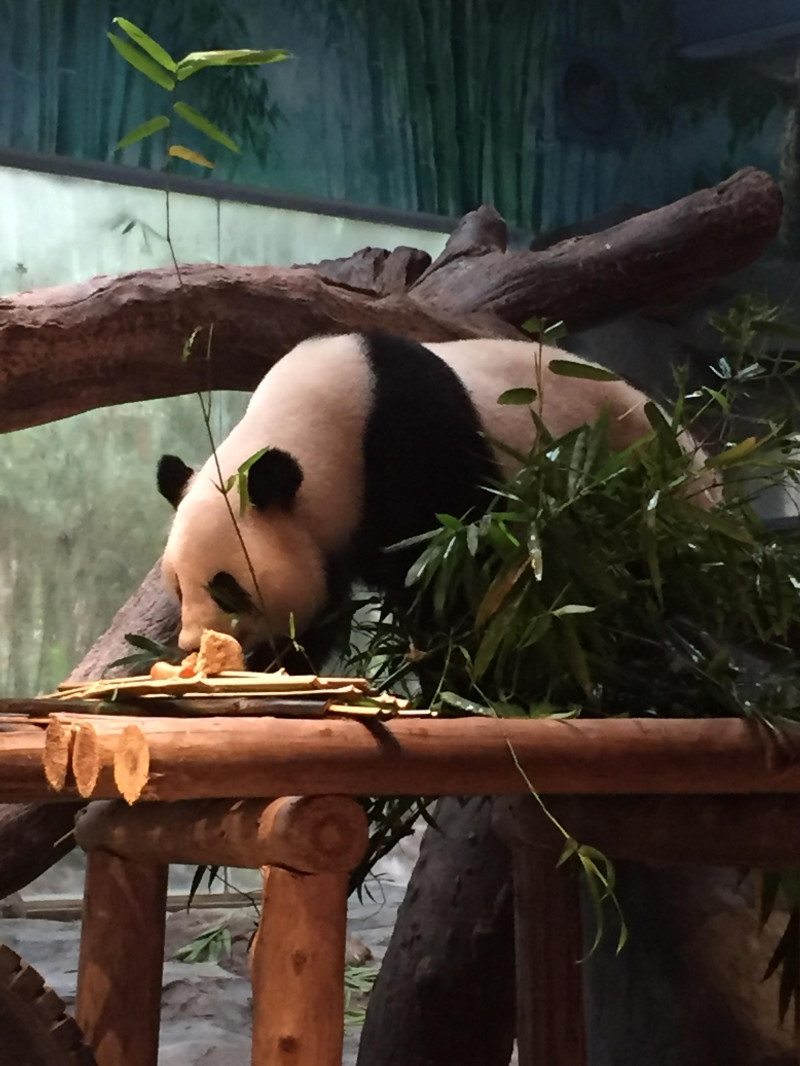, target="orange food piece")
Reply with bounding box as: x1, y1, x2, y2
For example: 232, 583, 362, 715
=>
195, 630, 245, 675
149, 661, 183, 680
